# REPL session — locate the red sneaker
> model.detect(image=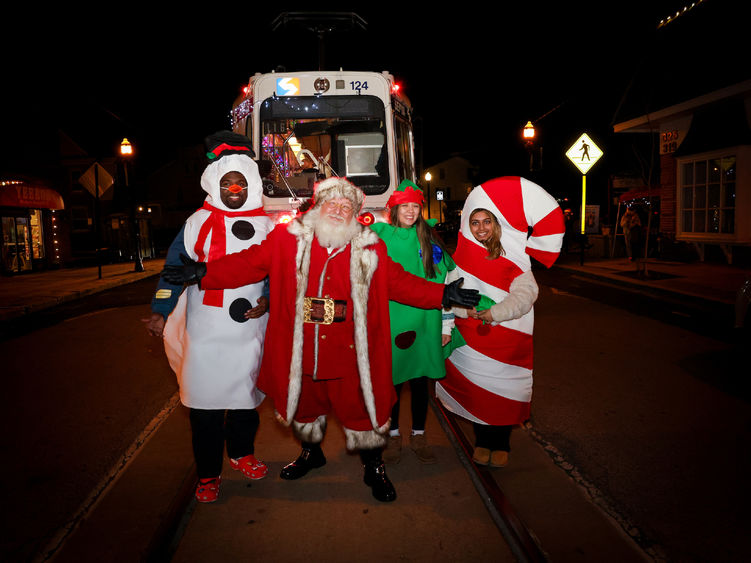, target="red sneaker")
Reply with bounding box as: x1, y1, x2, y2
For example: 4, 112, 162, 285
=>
229, 454, 268, 480
195, 477, 221, 503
